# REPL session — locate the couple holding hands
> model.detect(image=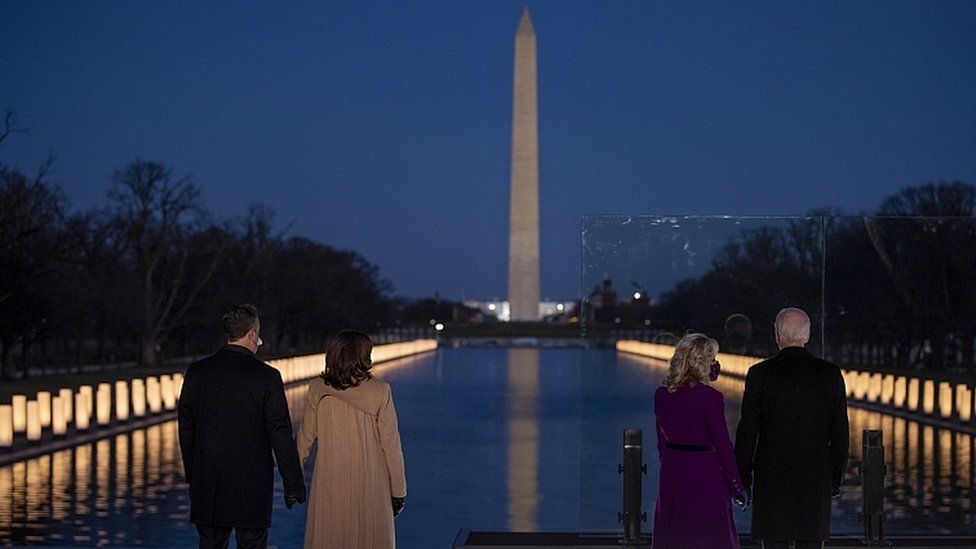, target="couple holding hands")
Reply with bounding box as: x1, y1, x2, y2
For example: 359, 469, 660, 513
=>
652, 308, 850, 549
